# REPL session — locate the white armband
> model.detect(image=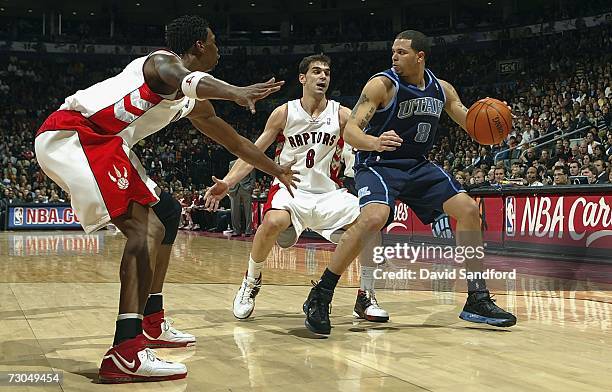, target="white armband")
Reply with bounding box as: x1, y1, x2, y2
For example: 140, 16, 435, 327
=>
181, 71, 211, 99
